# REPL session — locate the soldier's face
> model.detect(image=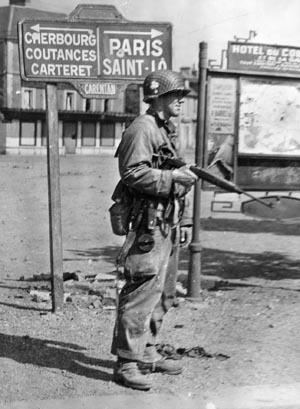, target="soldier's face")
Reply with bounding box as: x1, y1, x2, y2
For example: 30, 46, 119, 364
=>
162, 92, 184, 118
